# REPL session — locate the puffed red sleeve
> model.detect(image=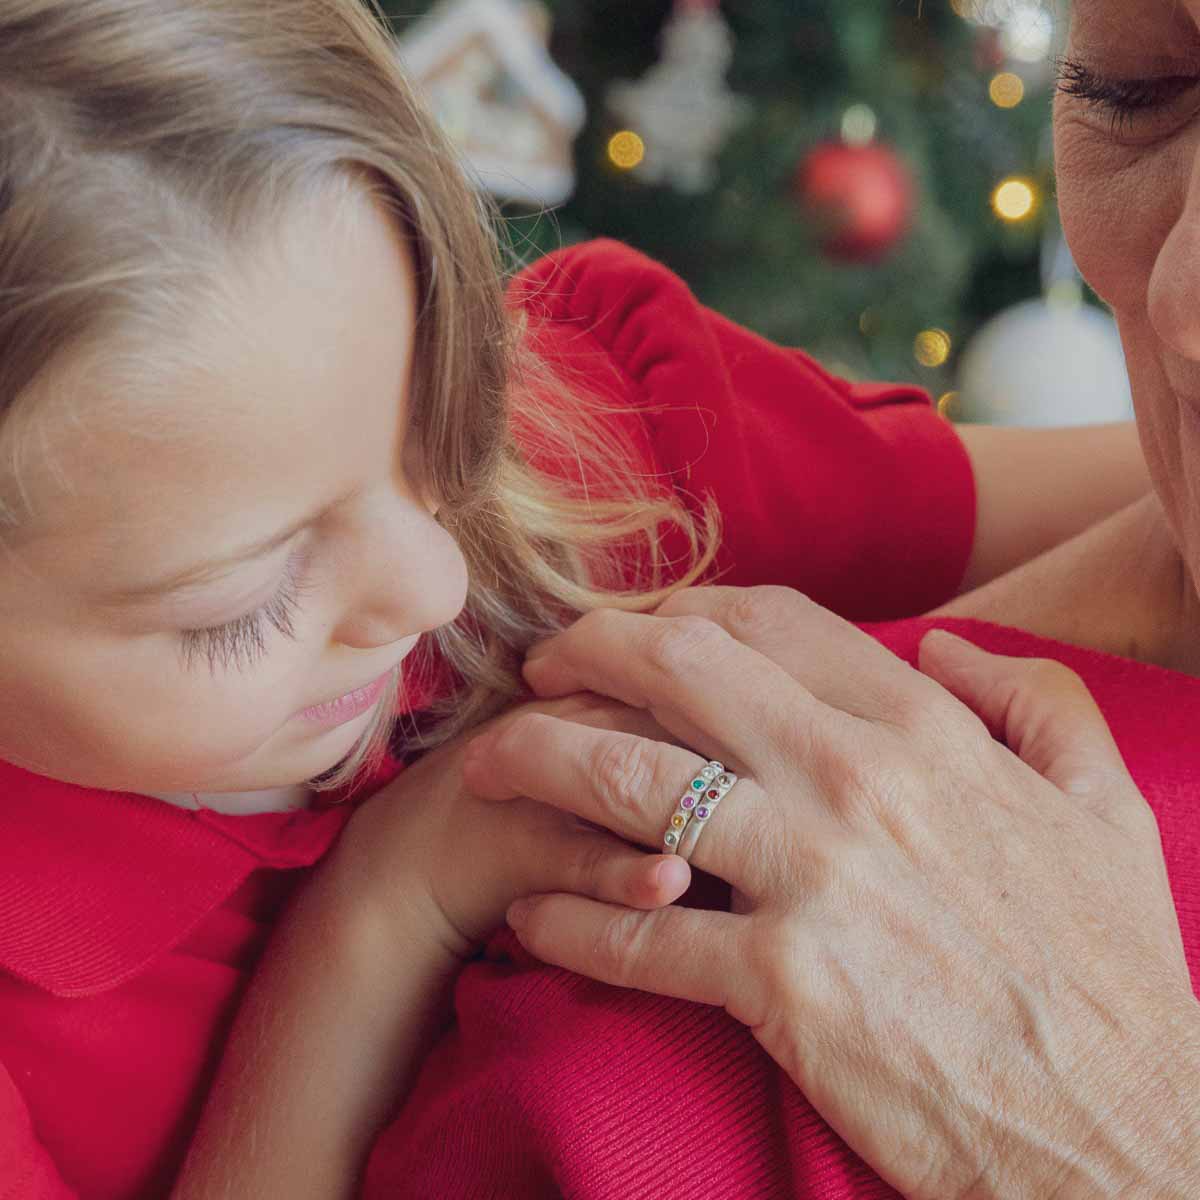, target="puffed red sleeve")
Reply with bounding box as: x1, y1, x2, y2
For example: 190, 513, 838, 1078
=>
0, 1065, 77, 1199
505, 238, 976, 620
